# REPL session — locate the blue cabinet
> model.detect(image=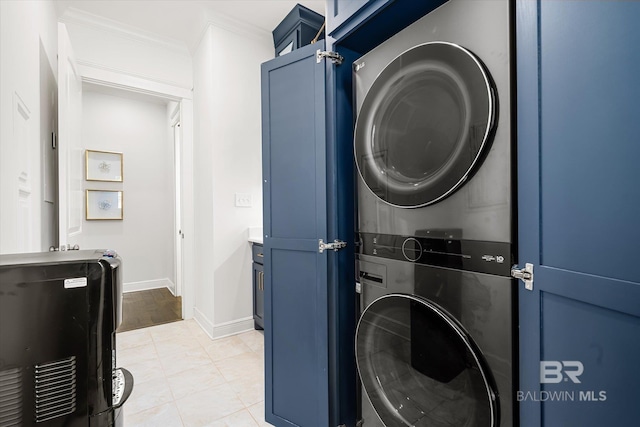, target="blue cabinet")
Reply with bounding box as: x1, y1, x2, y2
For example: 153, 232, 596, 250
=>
326, 0, 392, 40
261, 41, 331, 427
517, 1, 640, 425
272, 4, 324, 57
251, 243, 264, 330
327, 0, 446, 49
